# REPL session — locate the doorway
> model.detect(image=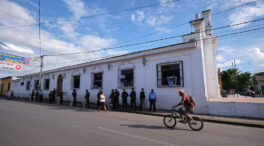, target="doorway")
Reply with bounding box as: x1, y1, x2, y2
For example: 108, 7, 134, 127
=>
57, 74, 63, 94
